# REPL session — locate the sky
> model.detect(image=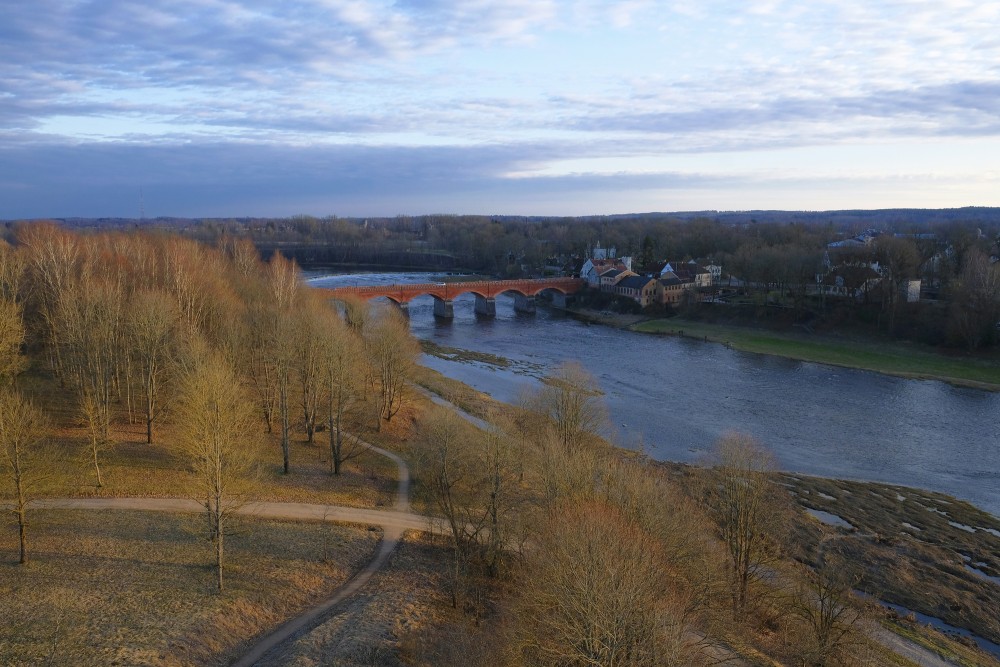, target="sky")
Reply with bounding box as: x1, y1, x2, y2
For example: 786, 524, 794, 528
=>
2, 0, 999, 218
